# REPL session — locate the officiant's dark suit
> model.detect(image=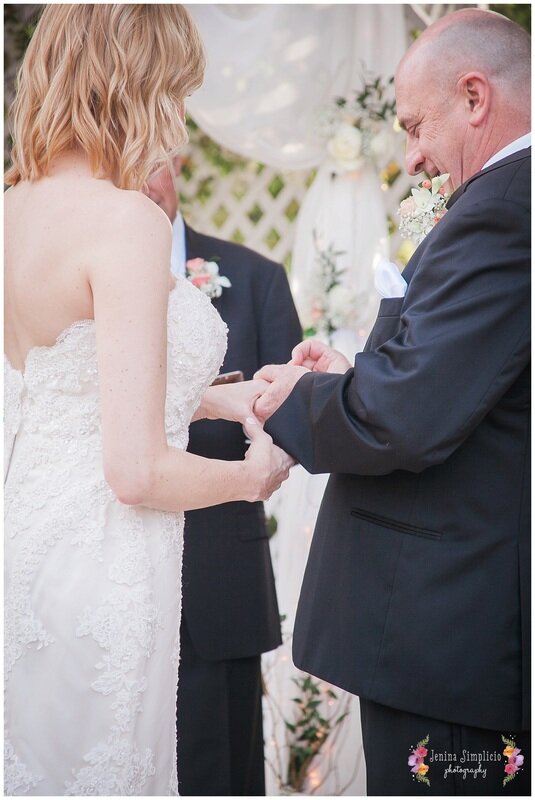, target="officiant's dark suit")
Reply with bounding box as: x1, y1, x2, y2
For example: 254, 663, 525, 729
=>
266, 148, 530, 792
177, 224, 302, 795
